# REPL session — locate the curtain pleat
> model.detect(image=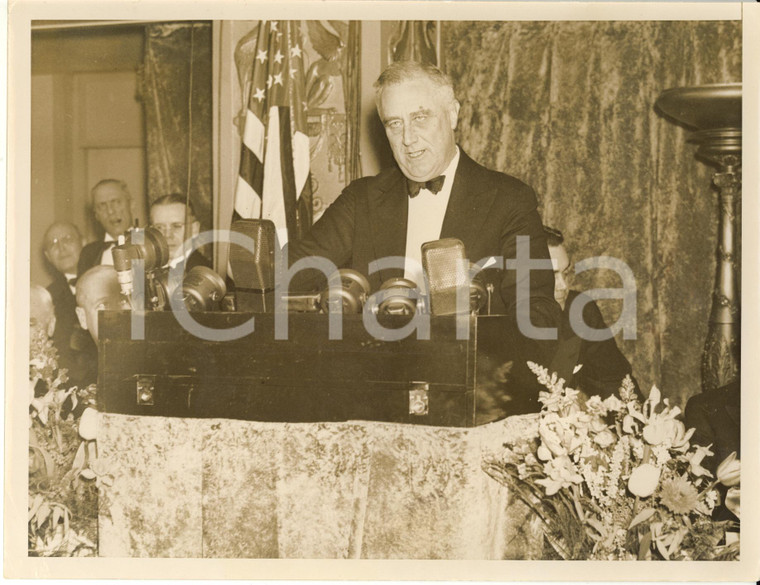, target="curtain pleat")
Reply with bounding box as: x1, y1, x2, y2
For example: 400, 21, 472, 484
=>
140, 23, 213, 231
443, 20, 742, 407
